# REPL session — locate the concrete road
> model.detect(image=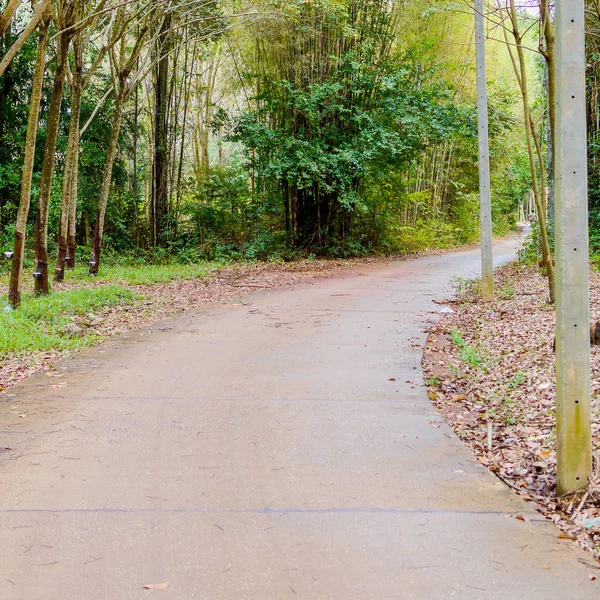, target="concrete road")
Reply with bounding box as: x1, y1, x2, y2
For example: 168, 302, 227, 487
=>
0, 238, 597, 599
